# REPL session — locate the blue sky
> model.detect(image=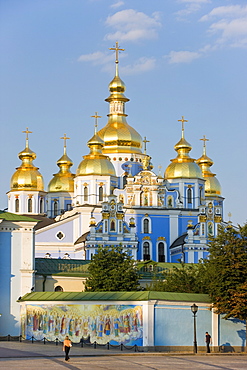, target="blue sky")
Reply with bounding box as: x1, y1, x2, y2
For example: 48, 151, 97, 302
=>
0, 0, 246, 225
